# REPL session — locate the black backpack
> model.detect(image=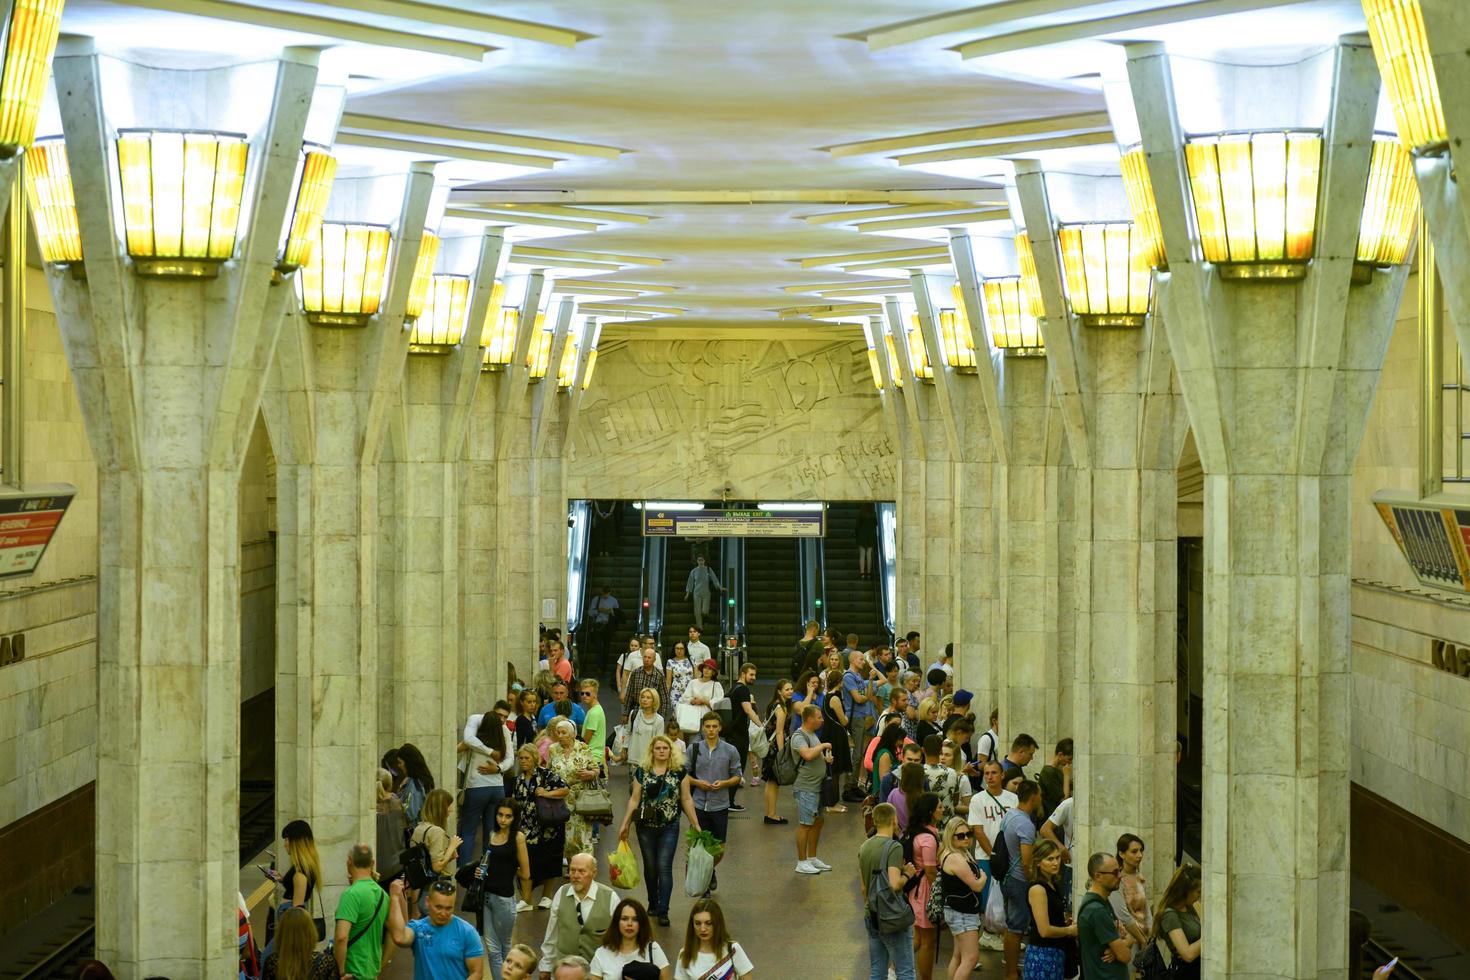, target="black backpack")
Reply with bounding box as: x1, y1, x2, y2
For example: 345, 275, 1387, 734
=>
989, 816, 1012, 882
399, 825, 437, 889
